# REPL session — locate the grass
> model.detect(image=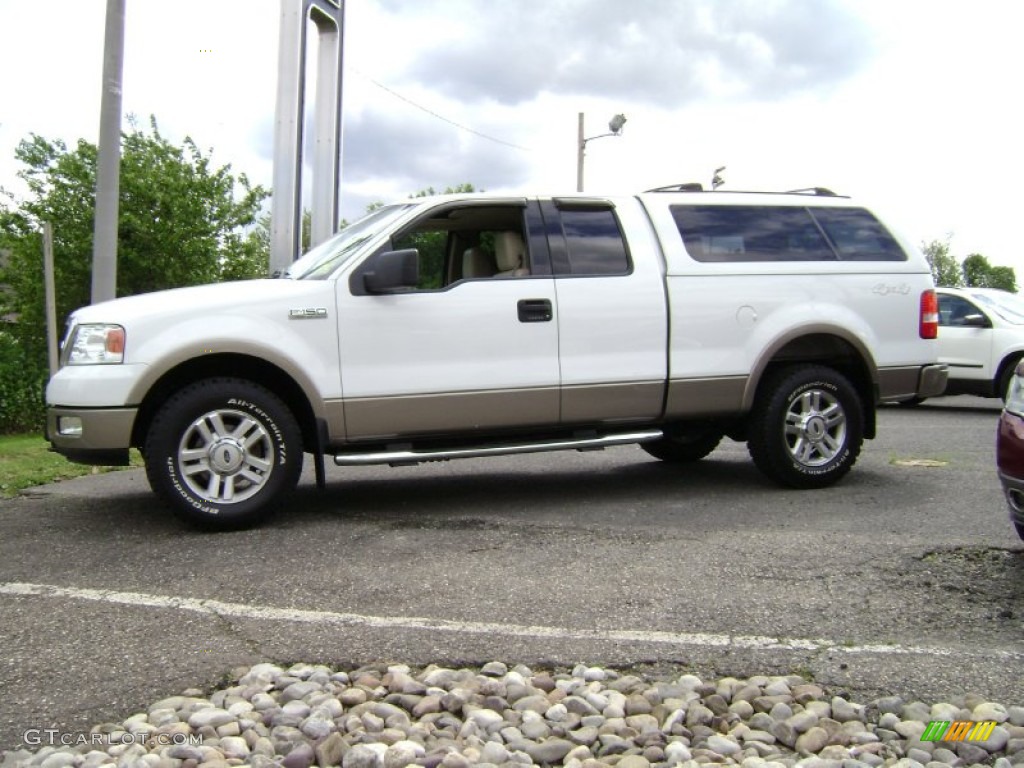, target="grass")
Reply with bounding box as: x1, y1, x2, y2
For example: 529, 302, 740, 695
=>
0, 433, 141, 499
